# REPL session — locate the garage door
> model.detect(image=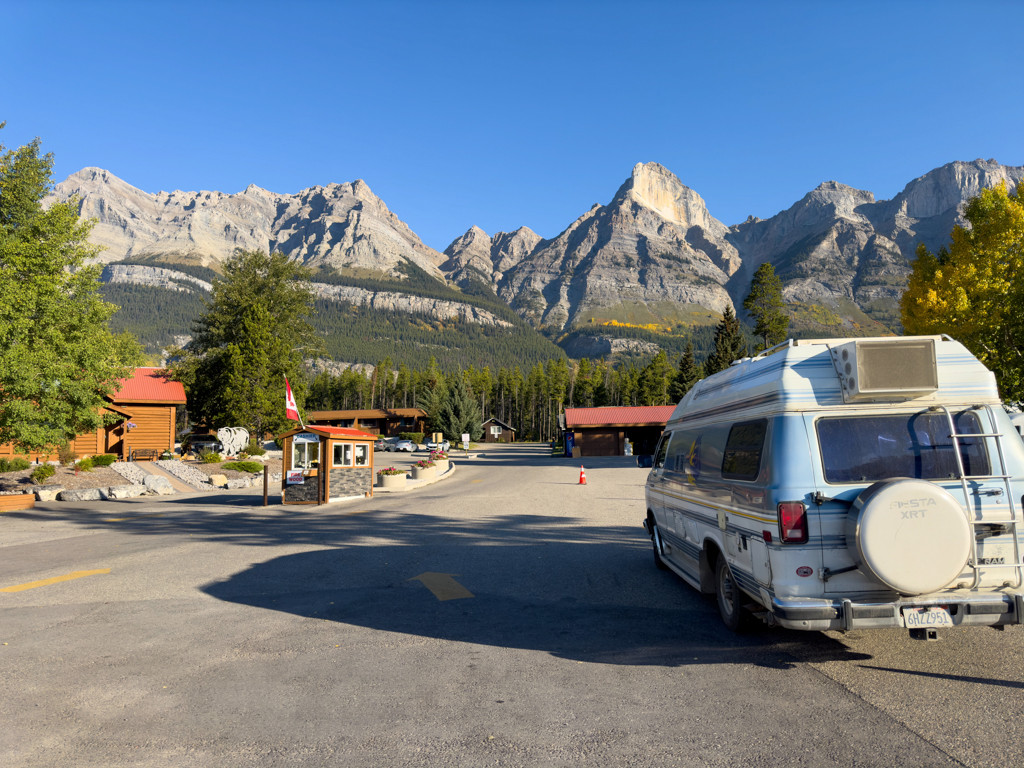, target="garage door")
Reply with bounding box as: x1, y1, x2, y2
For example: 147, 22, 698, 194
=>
579, 430, 619, 456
